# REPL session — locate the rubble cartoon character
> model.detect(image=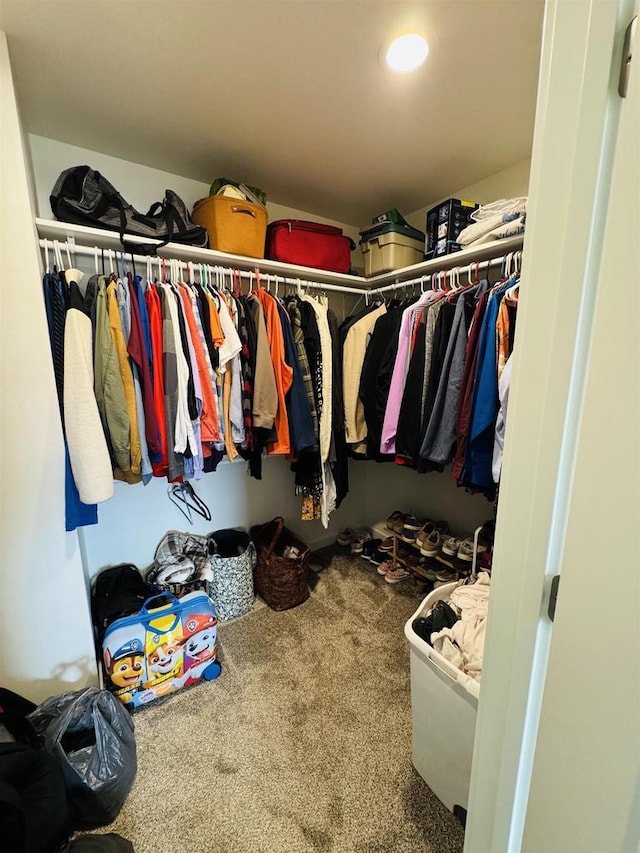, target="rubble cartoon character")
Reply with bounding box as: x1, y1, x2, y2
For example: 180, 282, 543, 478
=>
174, 612, 221, 687
104, 638, 145, 703
144, 638, 184, 697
